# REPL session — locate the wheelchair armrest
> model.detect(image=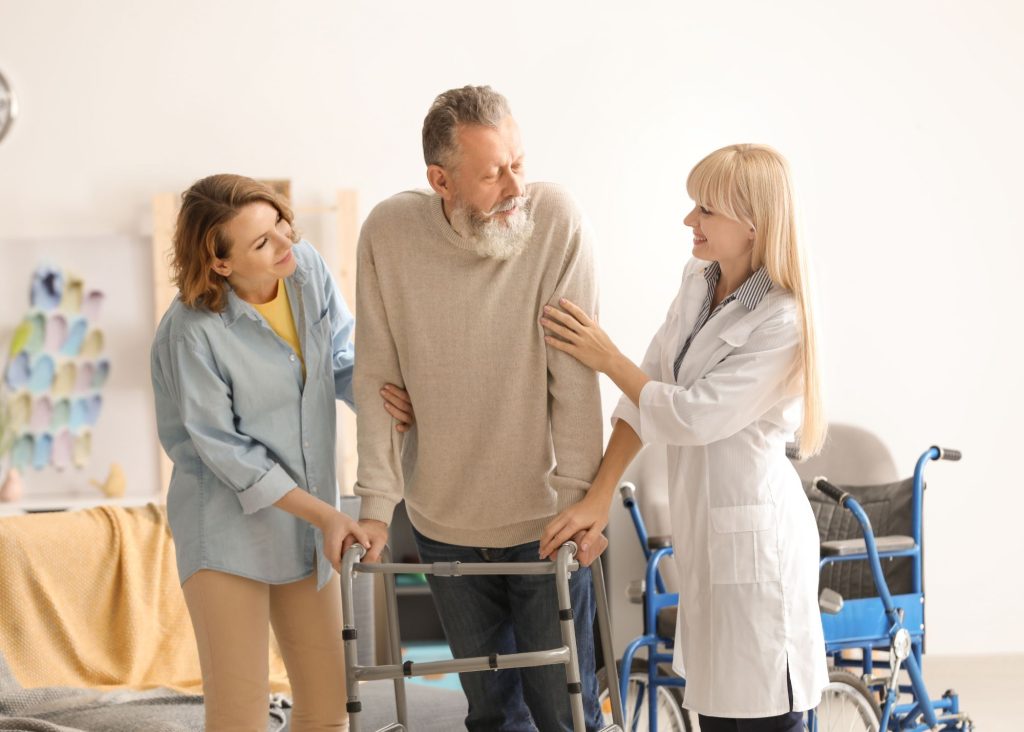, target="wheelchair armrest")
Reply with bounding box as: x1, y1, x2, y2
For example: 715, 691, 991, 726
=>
820, 534, 916, 557
647, 535, 673, 550
819, 588, 844, 614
